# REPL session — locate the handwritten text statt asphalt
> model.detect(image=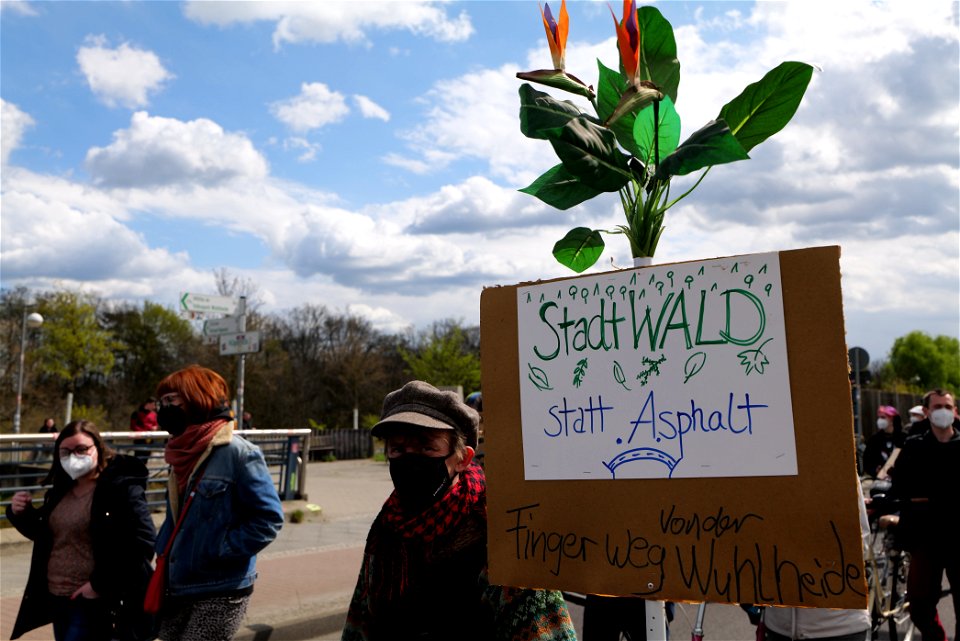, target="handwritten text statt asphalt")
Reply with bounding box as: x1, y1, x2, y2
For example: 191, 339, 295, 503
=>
516, 252, 798, 480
